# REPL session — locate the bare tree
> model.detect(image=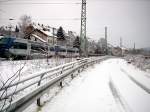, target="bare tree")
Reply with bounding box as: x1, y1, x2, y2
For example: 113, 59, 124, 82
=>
18, 15, 32, 38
